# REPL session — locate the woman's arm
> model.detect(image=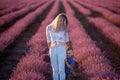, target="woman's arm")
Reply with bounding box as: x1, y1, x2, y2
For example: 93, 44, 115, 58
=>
65, 31, 71, 49
46, 26, 51, 48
